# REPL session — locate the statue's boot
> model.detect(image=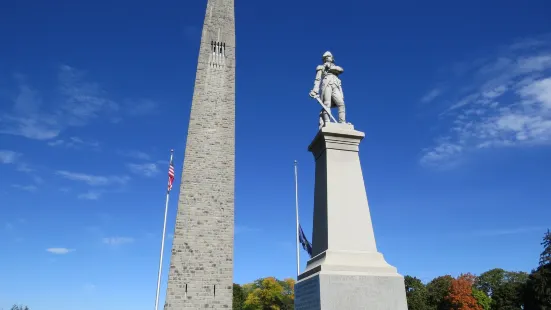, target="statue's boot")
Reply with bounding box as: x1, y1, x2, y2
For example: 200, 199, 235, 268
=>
338, 105, 346, 123
324, 112, 330, 126
319, 110, 327, 129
